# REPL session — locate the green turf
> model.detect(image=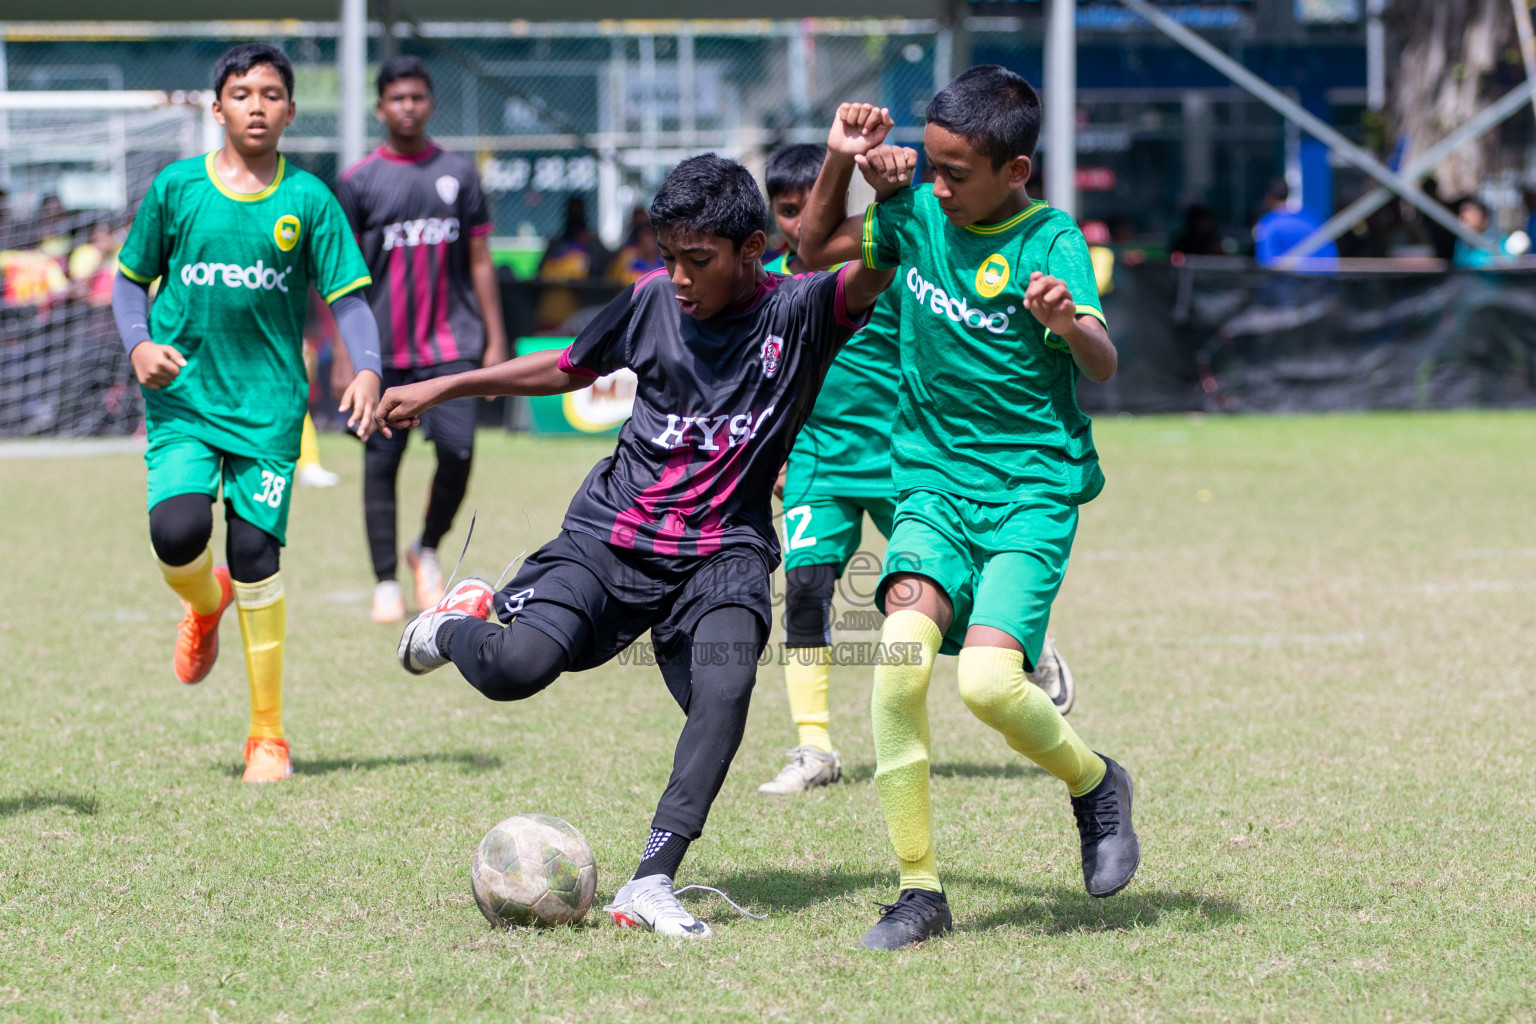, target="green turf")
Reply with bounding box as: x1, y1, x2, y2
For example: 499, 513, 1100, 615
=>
3, 414, 1534, 1023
